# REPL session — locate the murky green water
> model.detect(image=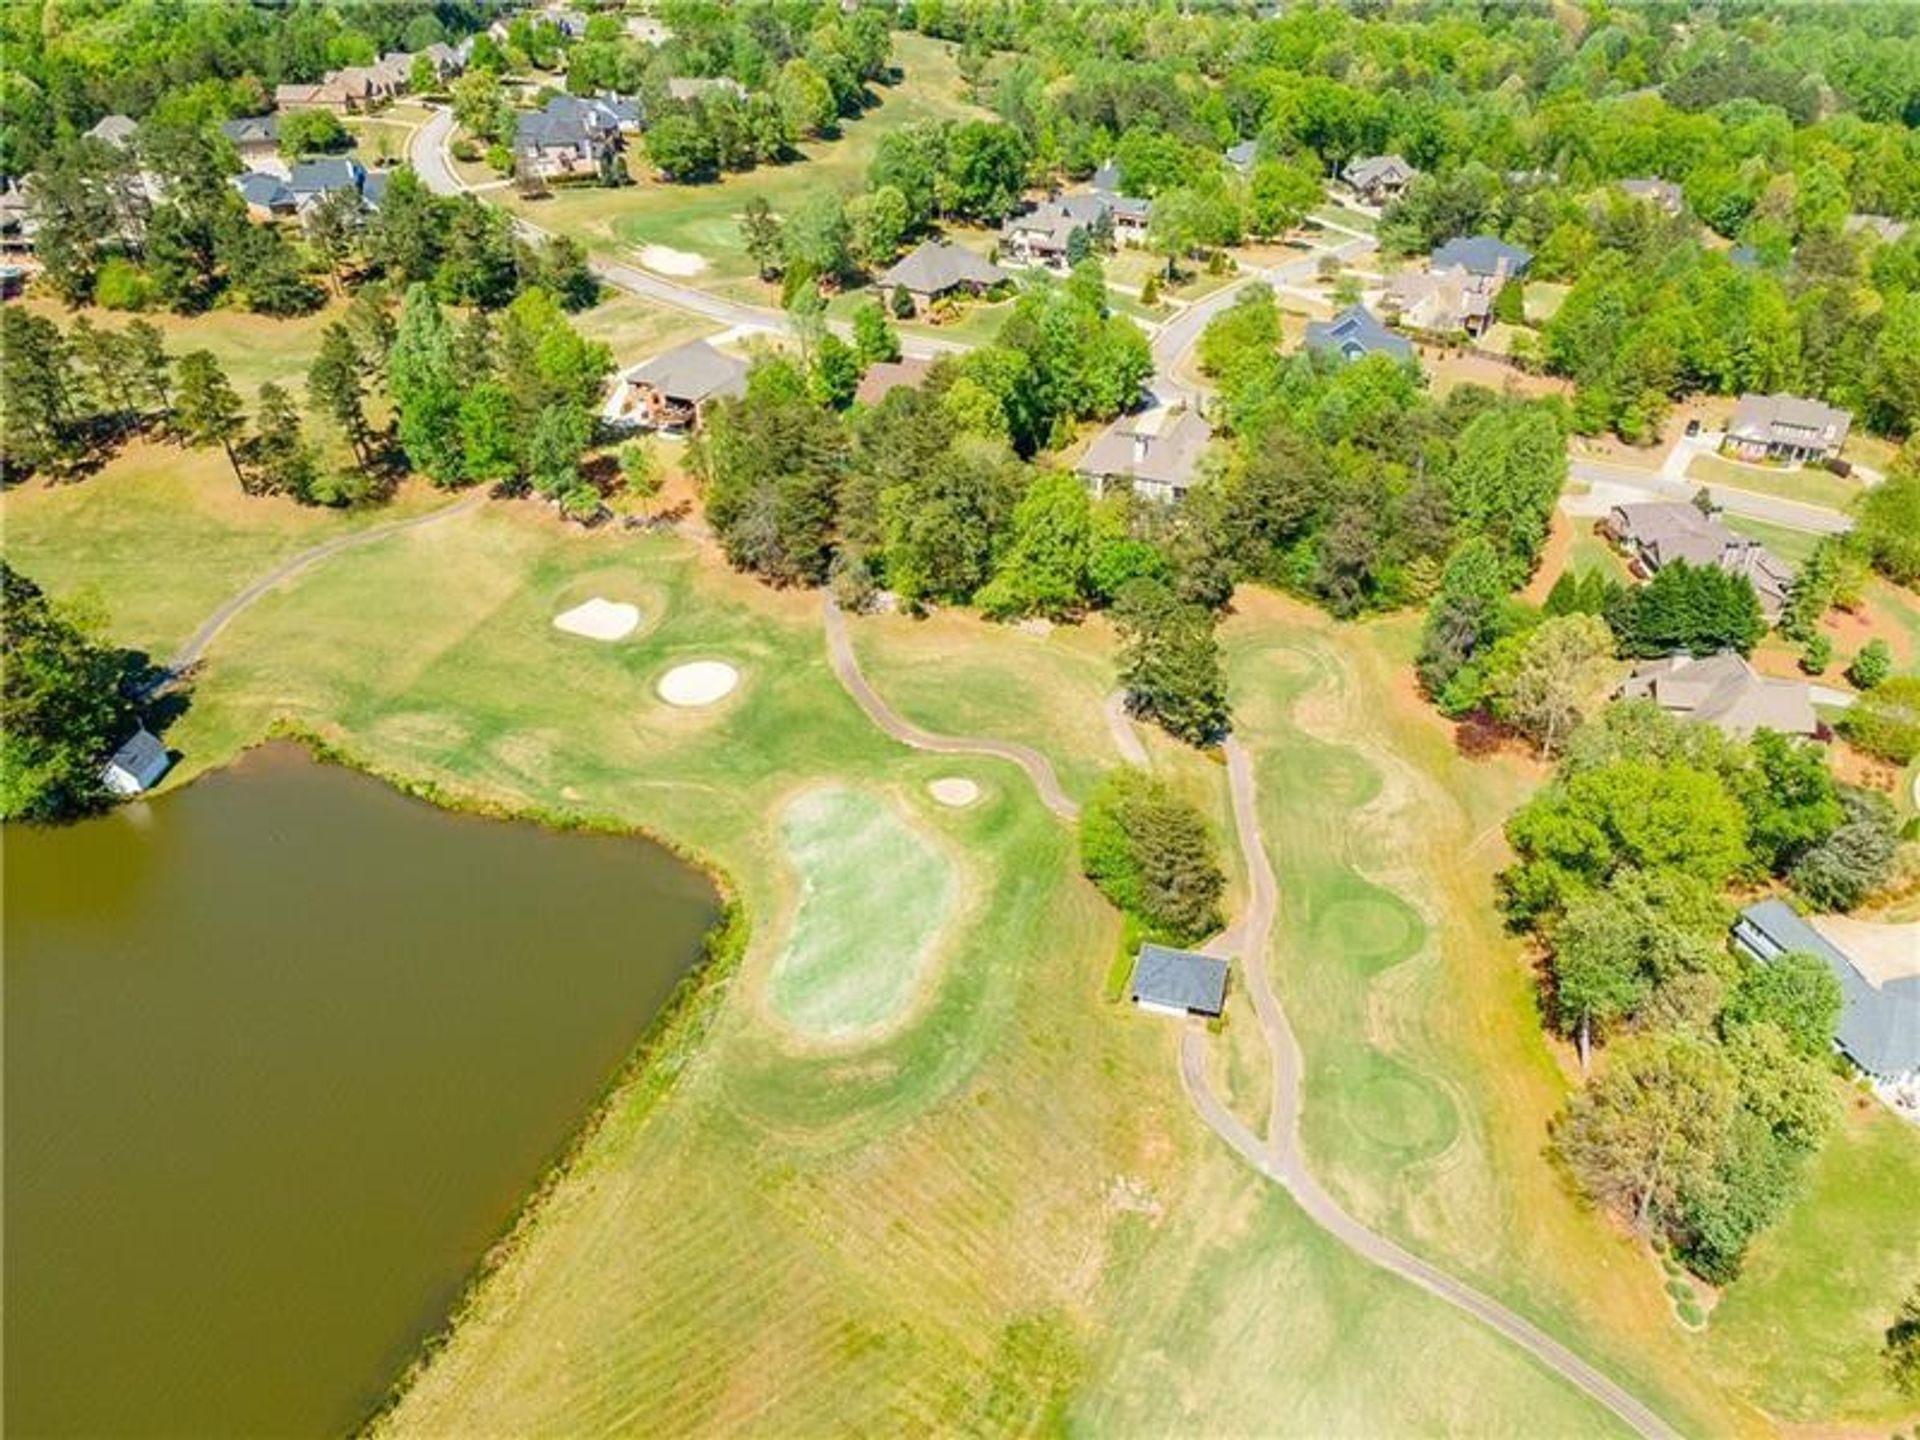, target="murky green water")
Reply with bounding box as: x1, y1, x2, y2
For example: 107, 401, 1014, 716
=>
4, 743, 719, 1437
